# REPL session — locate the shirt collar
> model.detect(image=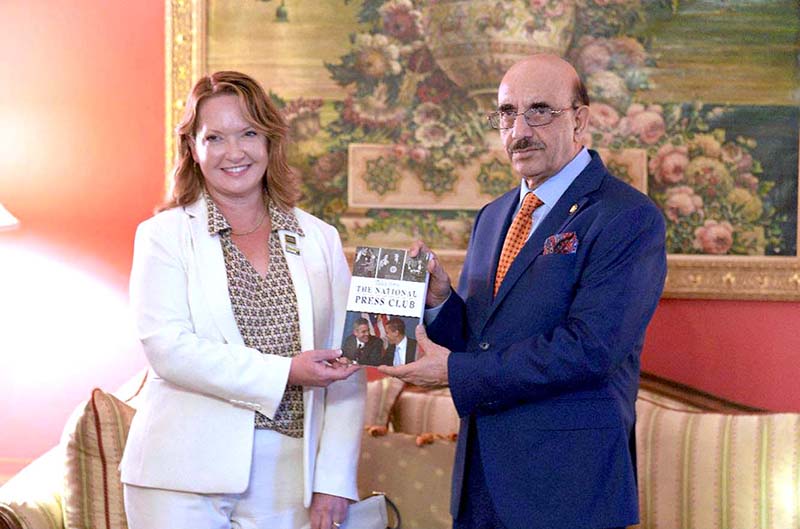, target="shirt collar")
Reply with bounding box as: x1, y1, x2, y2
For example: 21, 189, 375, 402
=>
205, 191, 303, 236
205, 192, 230, 235
269, 199, 303, 236
519, 147, 591, 207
